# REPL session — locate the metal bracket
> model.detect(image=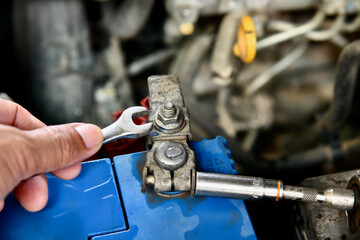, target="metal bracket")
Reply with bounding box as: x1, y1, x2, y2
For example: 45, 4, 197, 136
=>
142, 75, 195, 193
